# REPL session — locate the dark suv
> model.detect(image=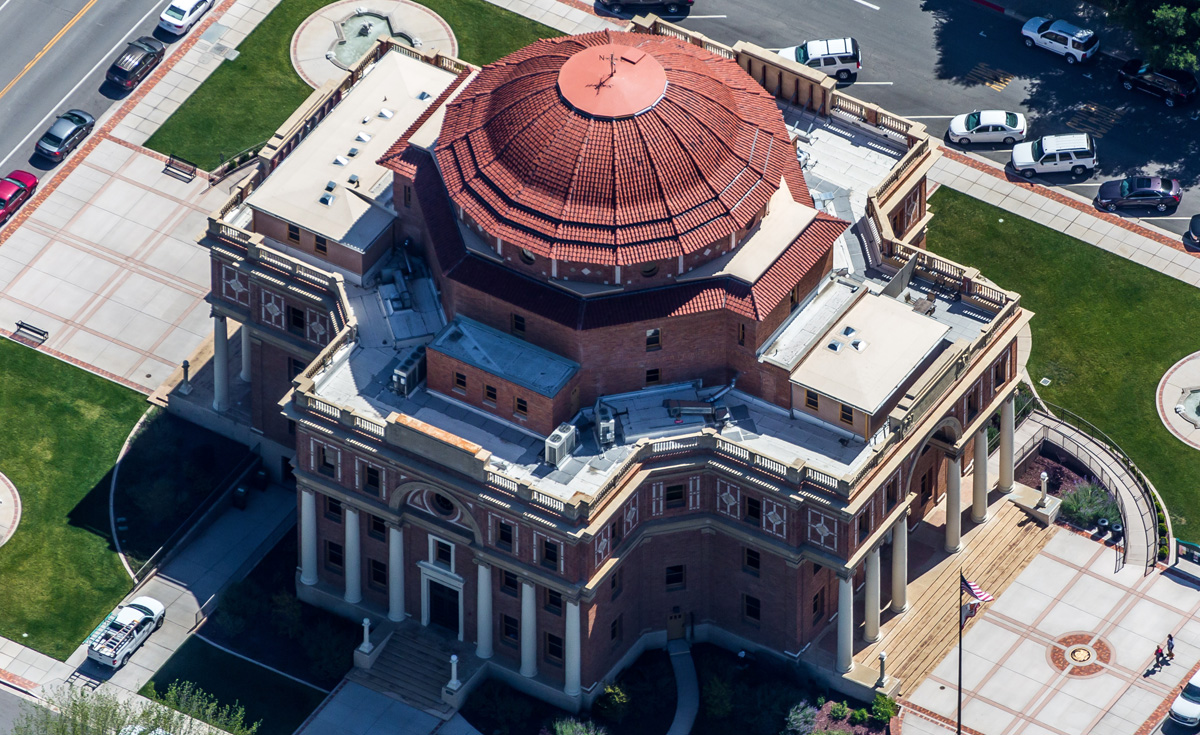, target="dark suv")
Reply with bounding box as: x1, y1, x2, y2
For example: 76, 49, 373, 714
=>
105, 37, 167, 90
1118, 59, 1198, 107
600, 0, 692, 14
